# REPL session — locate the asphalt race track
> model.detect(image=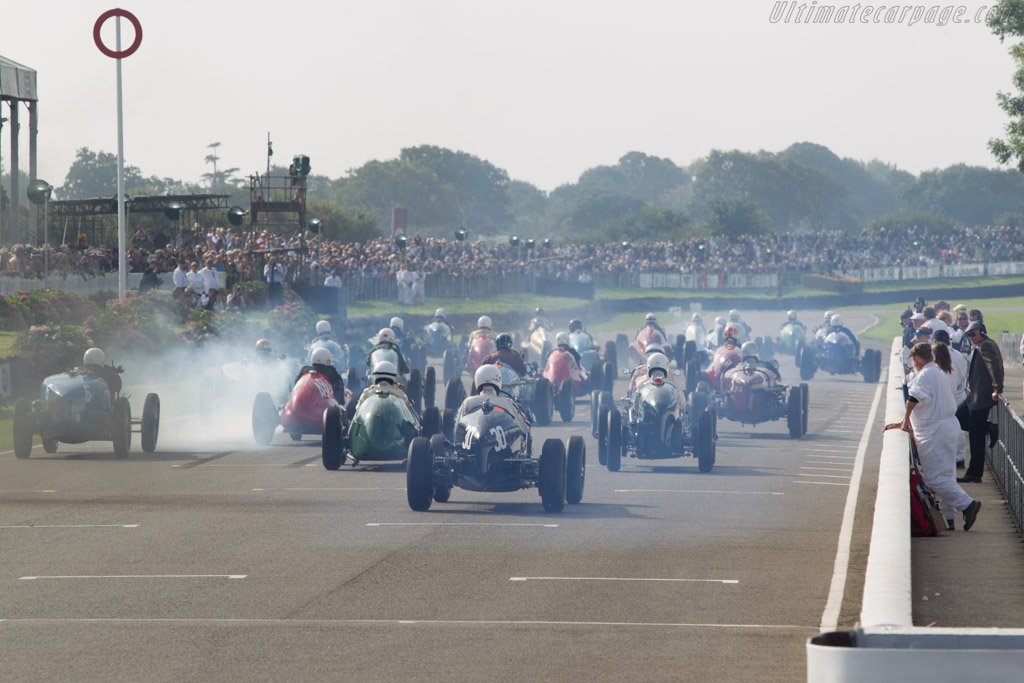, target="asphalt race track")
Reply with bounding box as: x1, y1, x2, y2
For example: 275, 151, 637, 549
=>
0, 309, 888, 682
